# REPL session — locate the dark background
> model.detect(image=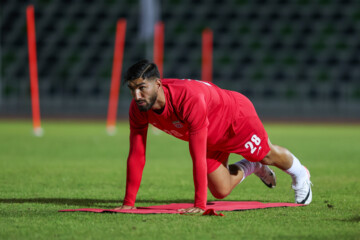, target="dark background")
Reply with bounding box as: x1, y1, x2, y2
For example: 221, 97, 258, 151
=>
1, 0, 360, 120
